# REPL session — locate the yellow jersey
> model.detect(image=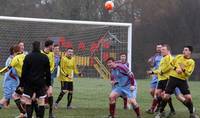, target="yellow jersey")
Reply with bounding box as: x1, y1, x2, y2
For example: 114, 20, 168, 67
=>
58, 55, 79, 82
41, 50, 55, 73
10, 53, 26, 78
170, 54, 195, 80
153, 55, 173, 81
